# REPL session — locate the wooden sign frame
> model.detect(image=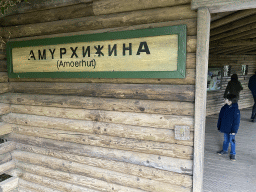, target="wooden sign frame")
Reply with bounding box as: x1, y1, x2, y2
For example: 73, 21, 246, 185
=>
6, 25, 187, 79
